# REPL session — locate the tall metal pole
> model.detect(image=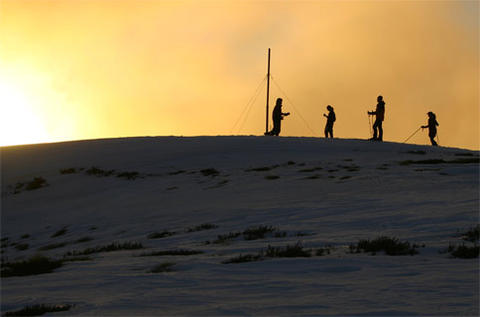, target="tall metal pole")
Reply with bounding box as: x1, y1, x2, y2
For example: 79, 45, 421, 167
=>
265, 48, 271, 134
